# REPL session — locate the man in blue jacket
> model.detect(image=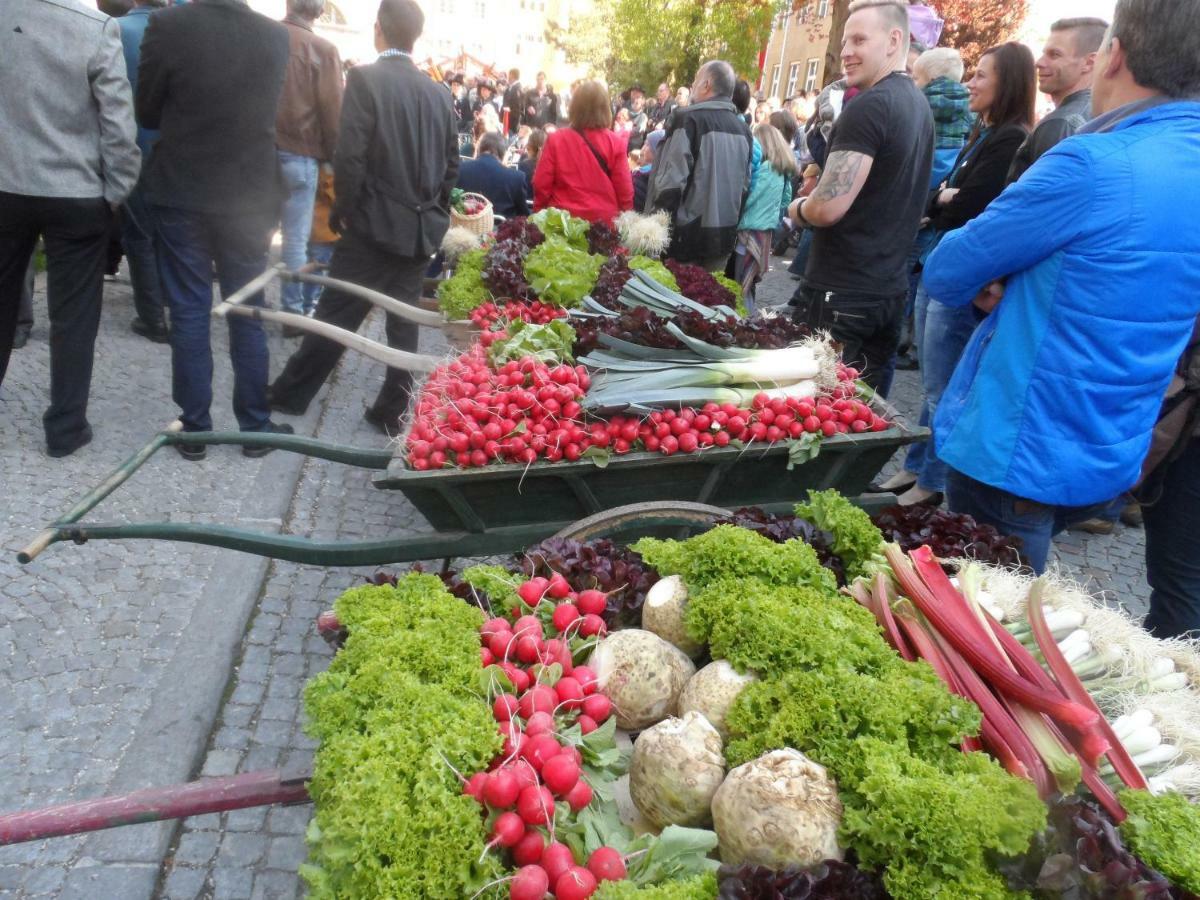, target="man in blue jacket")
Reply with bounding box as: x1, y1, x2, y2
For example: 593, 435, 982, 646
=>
922, 0, 1200, 574
456, 132, 529, 219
